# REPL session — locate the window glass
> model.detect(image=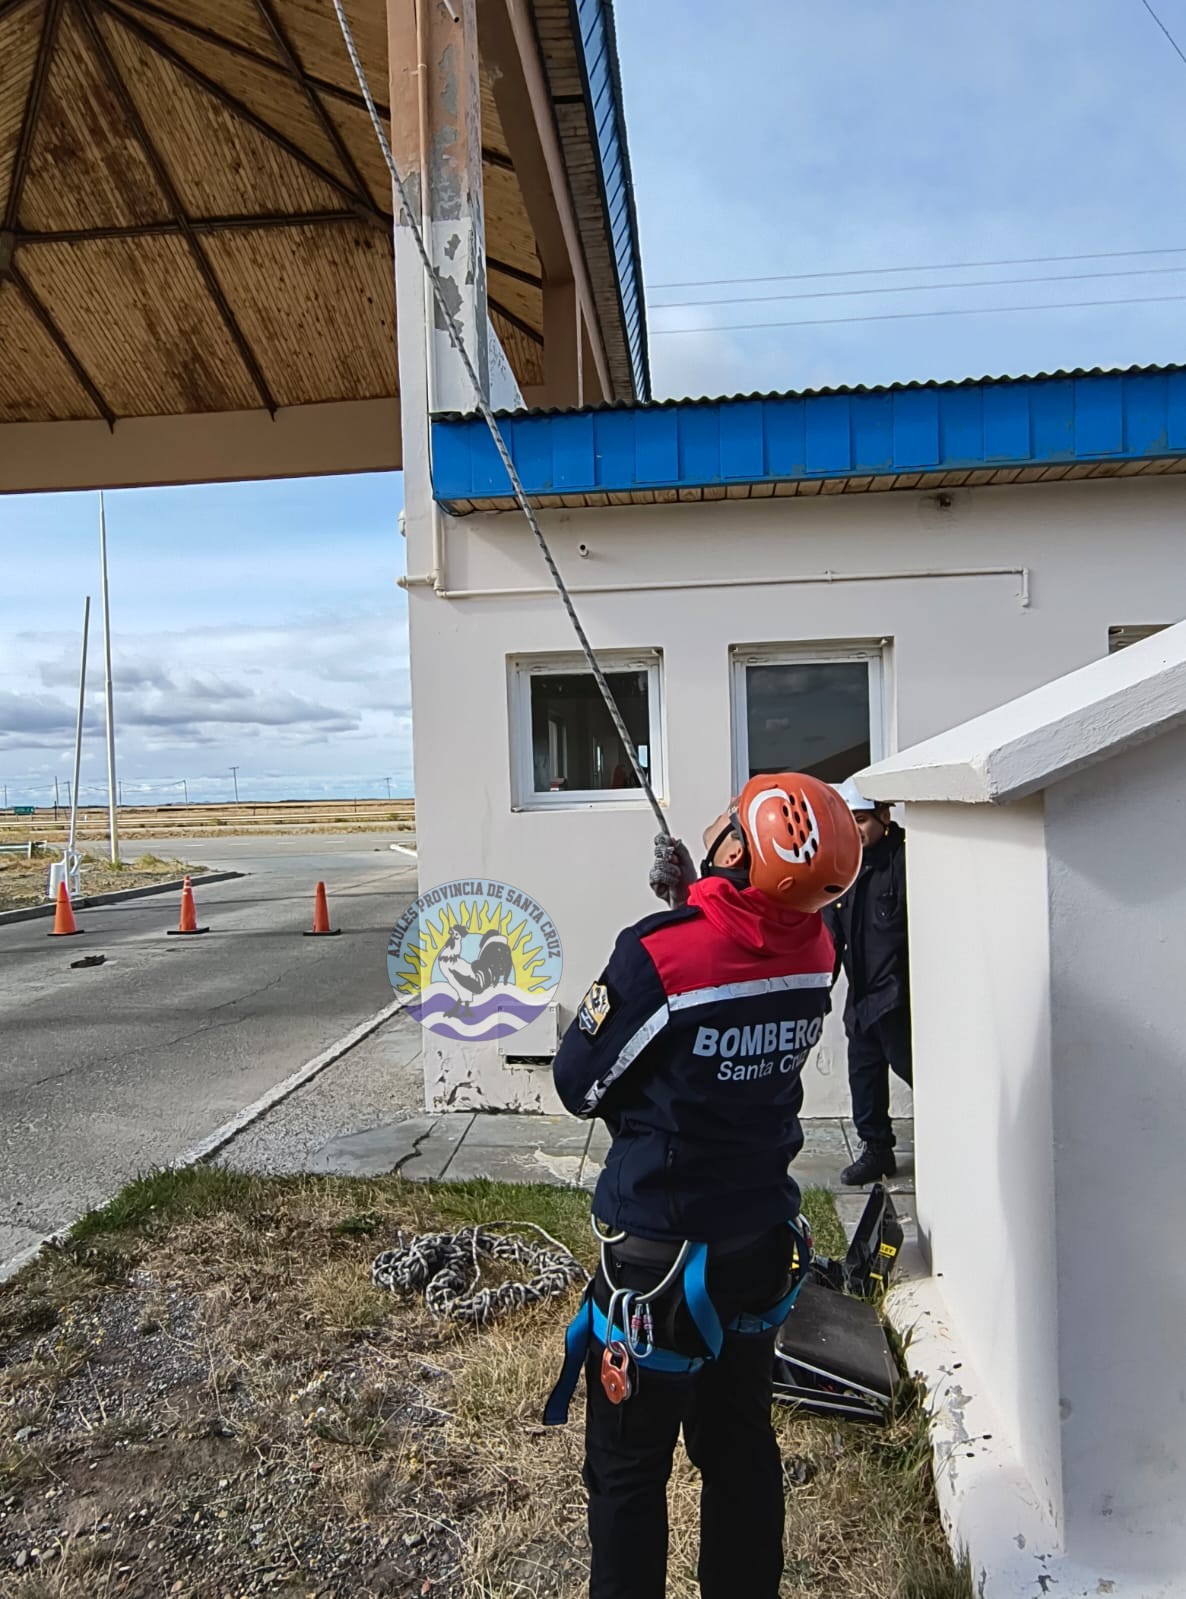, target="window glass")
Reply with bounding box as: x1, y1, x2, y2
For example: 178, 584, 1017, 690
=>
1108, 624, 1168, 654
744, 660, 871, 782
528, 670, 651, 793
